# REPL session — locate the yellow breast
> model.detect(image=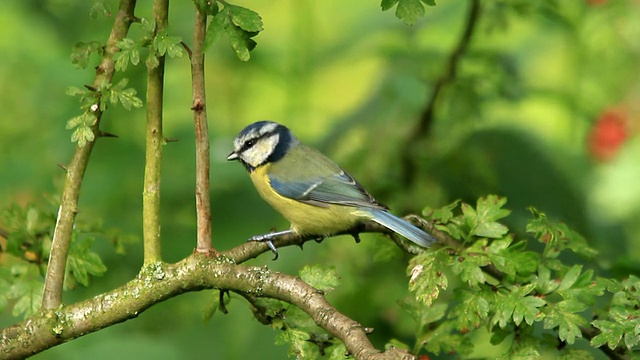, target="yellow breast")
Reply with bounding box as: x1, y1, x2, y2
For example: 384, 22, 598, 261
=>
249, 165, 365, 235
